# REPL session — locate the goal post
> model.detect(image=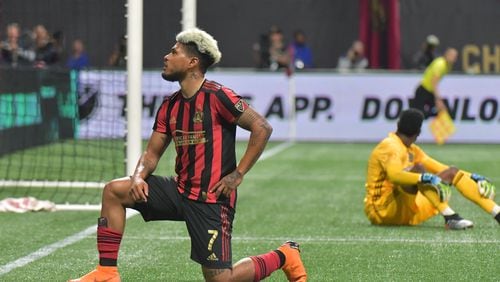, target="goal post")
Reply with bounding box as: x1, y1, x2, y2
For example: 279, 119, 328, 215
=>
0, 0, 146, 210
126, 0, 143, 175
